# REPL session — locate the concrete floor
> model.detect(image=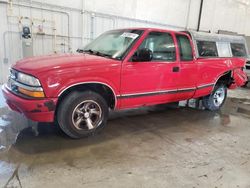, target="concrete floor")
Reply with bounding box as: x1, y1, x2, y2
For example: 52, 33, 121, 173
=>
0, 86, 250, 188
